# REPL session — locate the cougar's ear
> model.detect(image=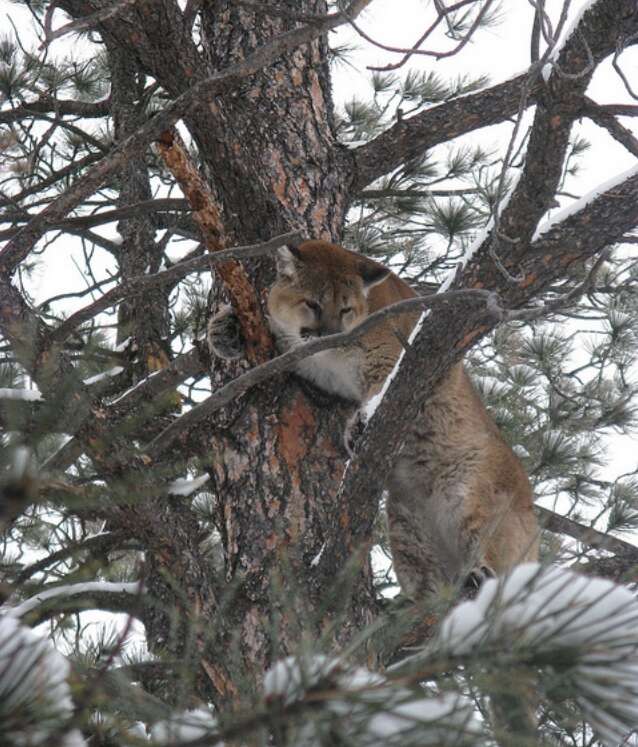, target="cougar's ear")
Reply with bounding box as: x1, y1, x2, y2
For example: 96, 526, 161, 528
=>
358, 259, 391, 293
276, 244, 303, 280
